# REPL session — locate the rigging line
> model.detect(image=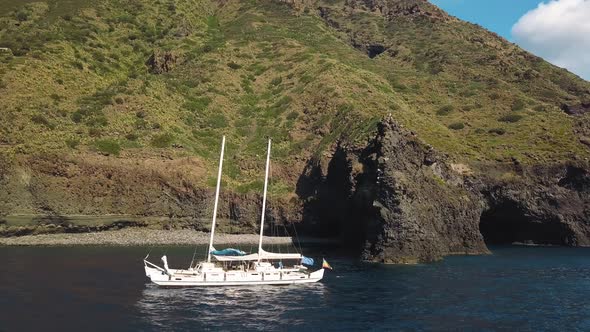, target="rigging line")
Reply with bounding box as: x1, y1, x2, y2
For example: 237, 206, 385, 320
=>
281, 223, 291, 253
292, 221, 303, 255
189, 225, 200, 269
188, 208, 203, 269
272, 220, 281, 254
144, 246, 154, 262
144, 229, 157, 259
269, 157, 273, 255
